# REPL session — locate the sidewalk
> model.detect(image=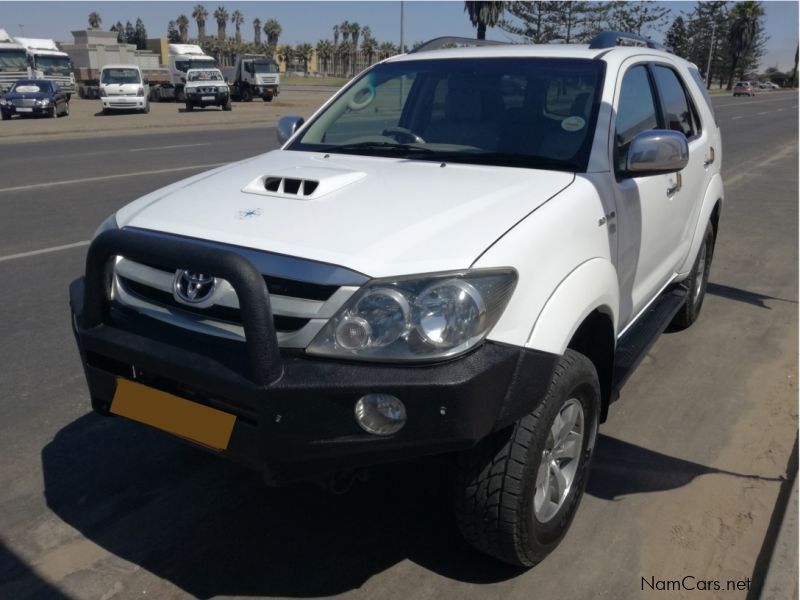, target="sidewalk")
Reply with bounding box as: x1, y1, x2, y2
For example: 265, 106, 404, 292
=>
759, 460, 798, 599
